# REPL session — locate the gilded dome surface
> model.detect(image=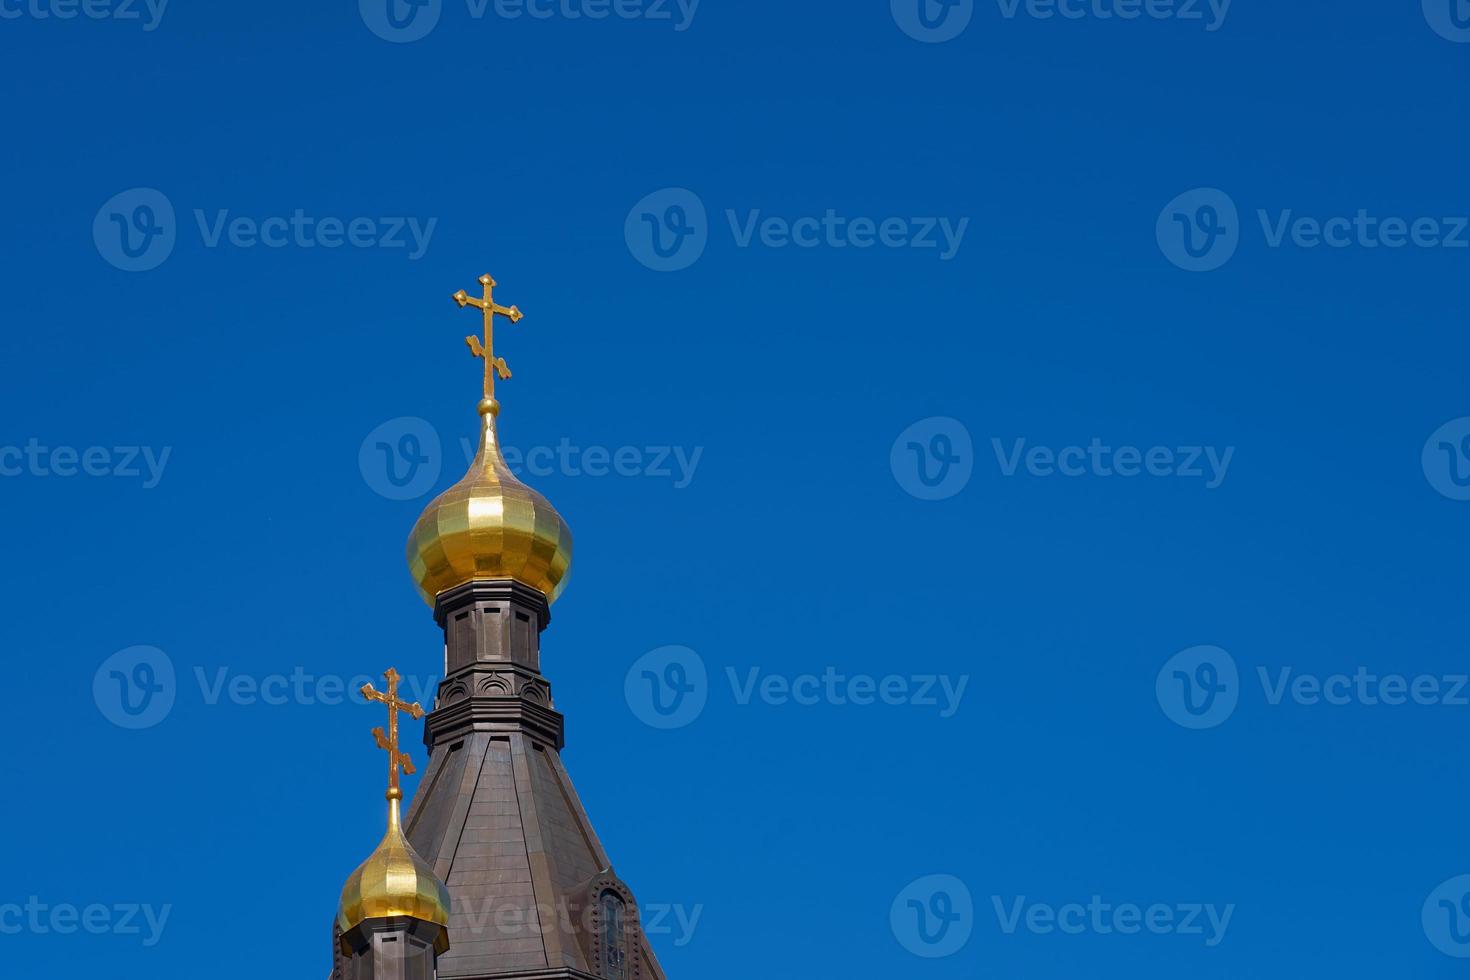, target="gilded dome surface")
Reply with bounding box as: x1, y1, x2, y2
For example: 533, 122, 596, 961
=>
337, 801, 451, 954
407, 401, 573, 606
